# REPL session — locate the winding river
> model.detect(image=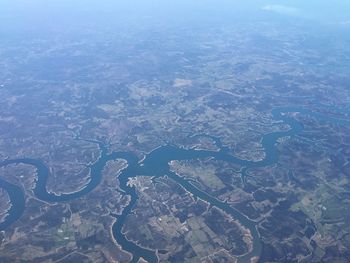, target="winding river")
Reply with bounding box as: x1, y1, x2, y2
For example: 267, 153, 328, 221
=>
0, 106, 349, 262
